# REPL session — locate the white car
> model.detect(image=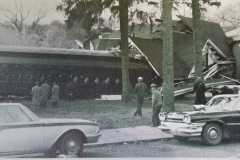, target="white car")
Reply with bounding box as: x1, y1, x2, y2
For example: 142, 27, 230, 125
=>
0, 103, 101, 157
